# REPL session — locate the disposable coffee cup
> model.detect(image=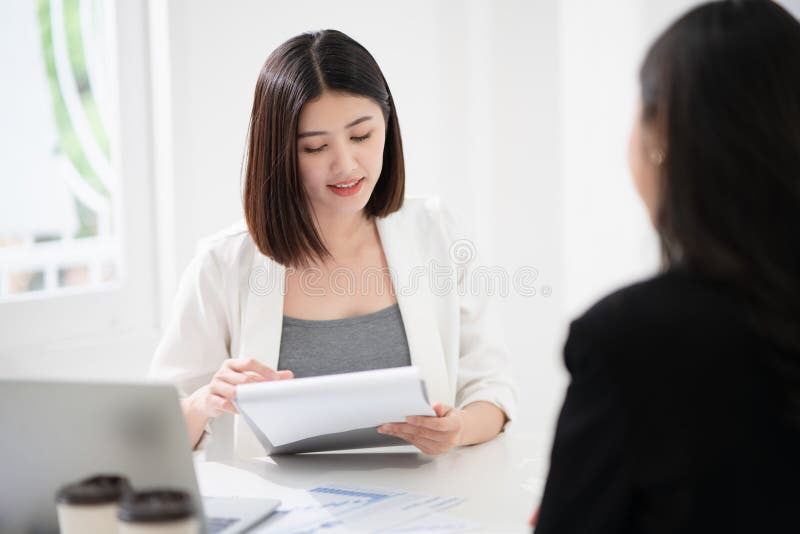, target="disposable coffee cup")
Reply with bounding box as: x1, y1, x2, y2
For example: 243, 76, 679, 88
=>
56, 475, 131, 534
117, 489, 199, 534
